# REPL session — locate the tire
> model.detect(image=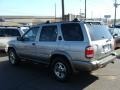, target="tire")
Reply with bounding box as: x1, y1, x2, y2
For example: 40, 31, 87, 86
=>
8, 49, 20, 65
50, 57, 72, 82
